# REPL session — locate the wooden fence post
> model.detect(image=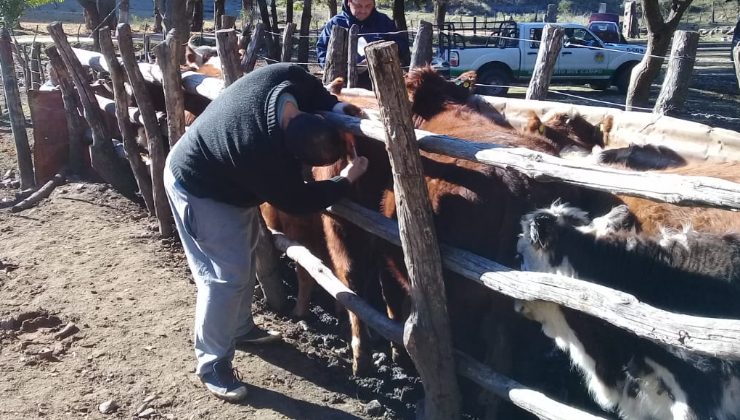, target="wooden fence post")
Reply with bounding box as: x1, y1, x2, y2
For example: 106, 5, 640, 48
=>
526, 24, 564, 100
624, 1, 639, 39
545, 4, 557, 23
117, 23, 174, 237
46, 47, 85, 177
347, 24, 359, 88
119, 0, 130, 26
280, 22, 296, 62
154, 30, 186, 146
221, 14, 237, 29
257, 0, 279, 60
322, 25, 348, 84
365, 40, 460, 420
216, 29, 243, 84
654, 30, 699, 115
733, 44, 740, 91
98, 29, 155, 215
297, 0, 312, 67
0, 28, 35, 190
214, 0, 225, 29
48, 22, 139, 200
241, 22, 265, 72
410, 20, 433, 69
